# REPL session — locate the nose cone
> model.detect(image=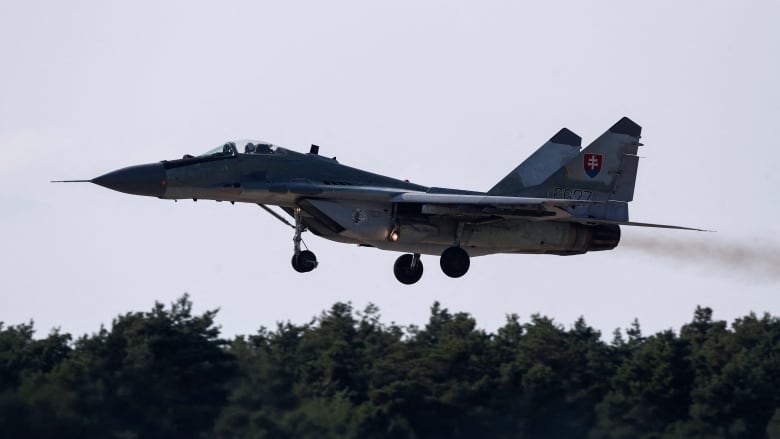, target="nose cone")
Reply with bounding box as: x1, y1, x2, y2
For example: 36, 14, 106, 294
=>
92, 162, 167, 197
